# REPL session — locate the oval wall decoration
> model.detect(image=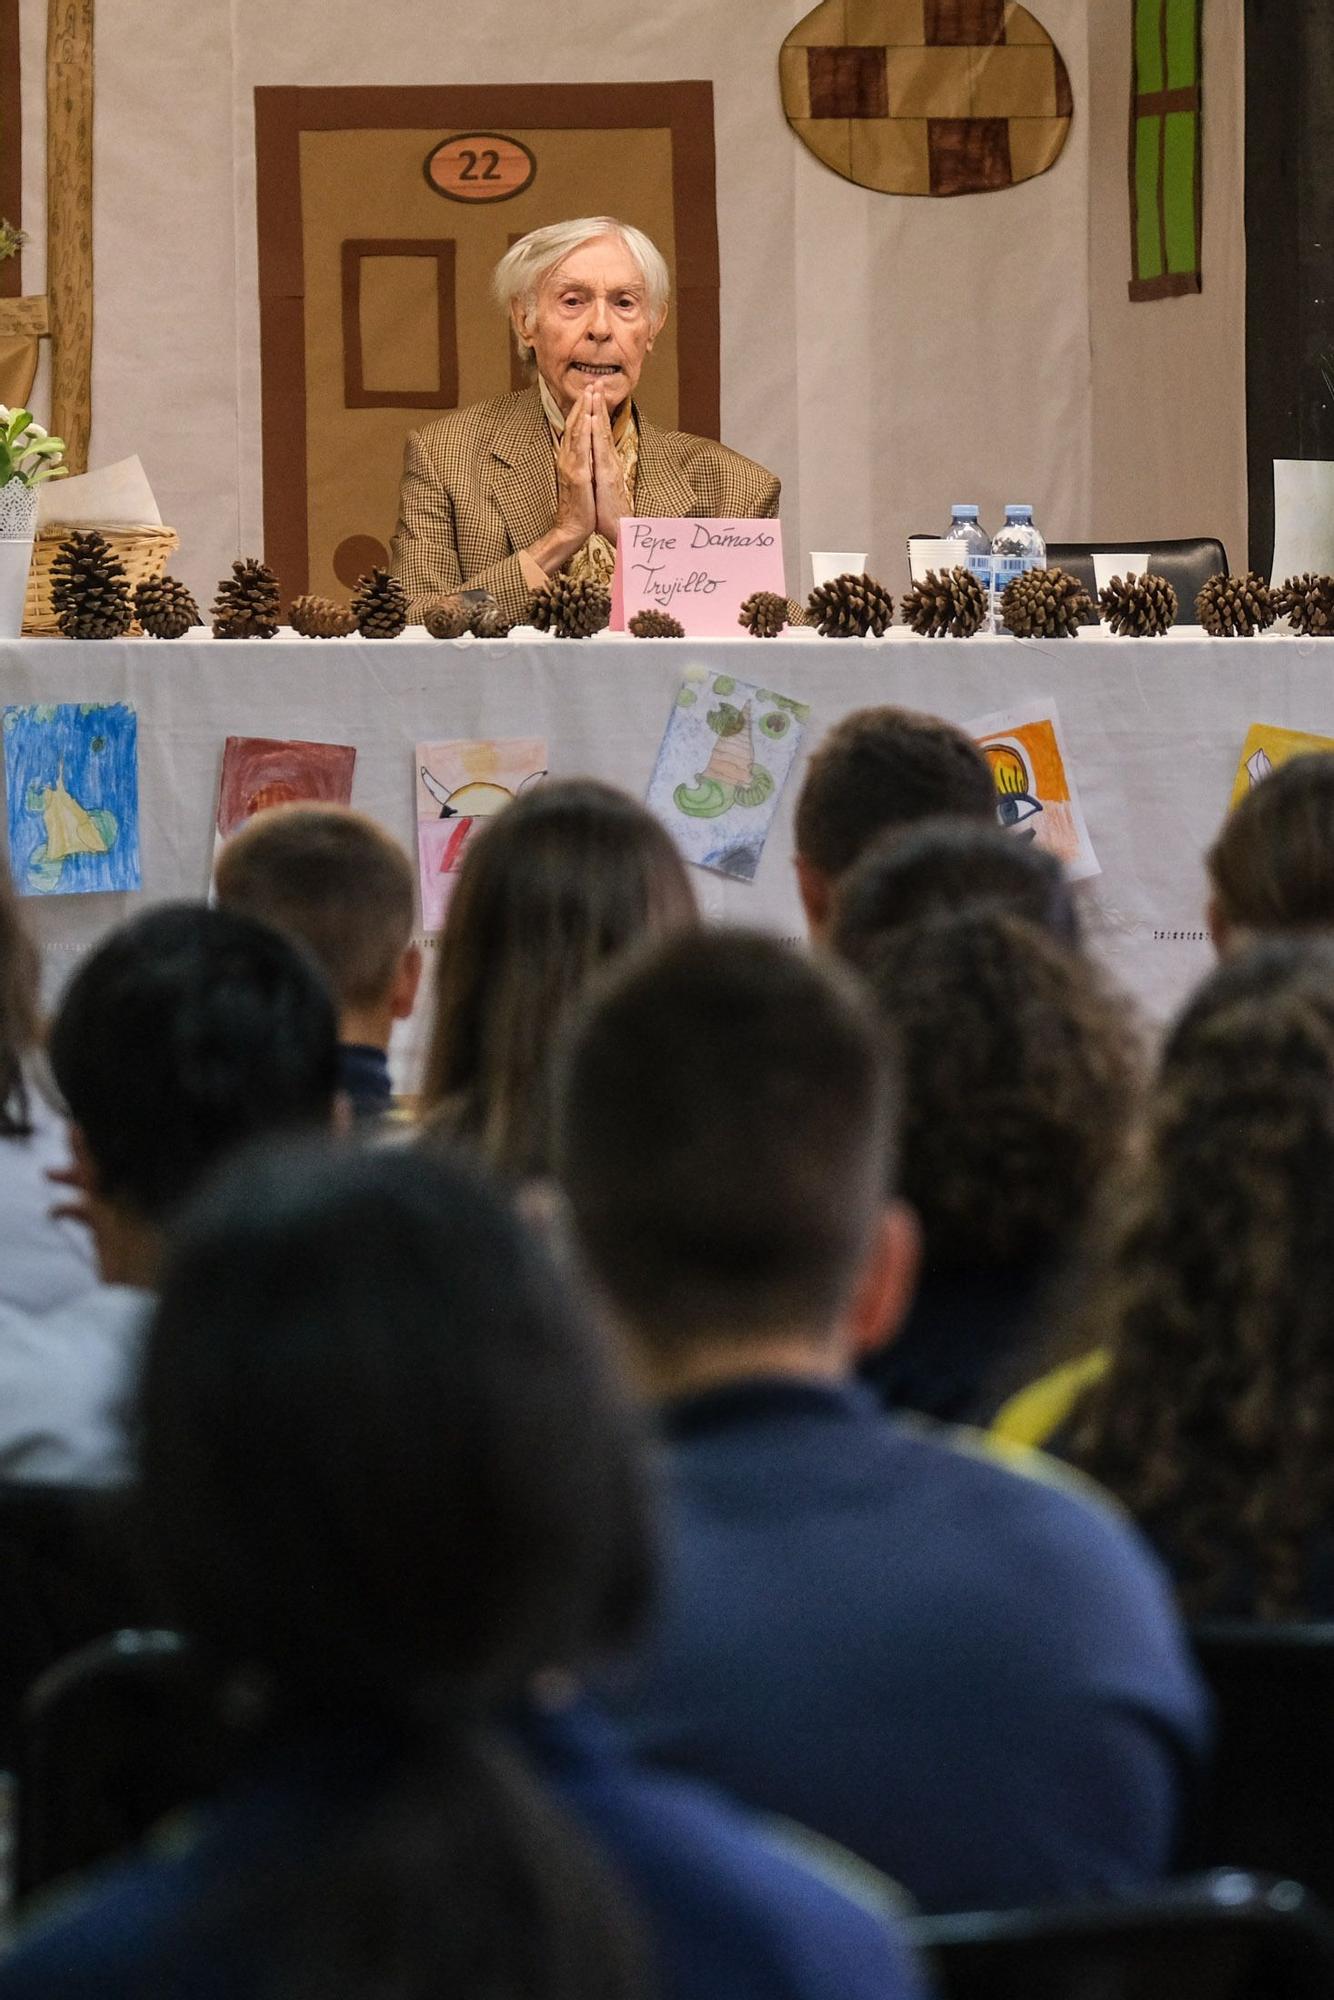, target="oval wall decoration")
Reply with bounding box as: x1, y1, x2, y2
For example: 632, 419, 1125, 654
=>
779, 0, 1072, 198
424, 132, 537, 204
